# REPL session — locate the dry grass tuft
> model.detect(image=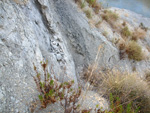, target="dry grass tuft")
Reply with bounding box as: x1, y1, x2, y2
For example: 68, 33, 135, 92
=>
95, 20, 102, 28
83, 67, 150, 112
121, 26, 132, 38
118, 40, 144, 61
92, 2, 102, 14
100, 70, 150, 113
119, 40, 126, 50
82, 66, 102, 87
86, 0, 96, 7
84, 9, 92, 19
118, 40, 127, 59
102, 10, 119, 22
131, 28, 146, 41
101, 10, 119, 31
126, 41, 143, 61
85, 0, 102, 14
102, 31, 108, 37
